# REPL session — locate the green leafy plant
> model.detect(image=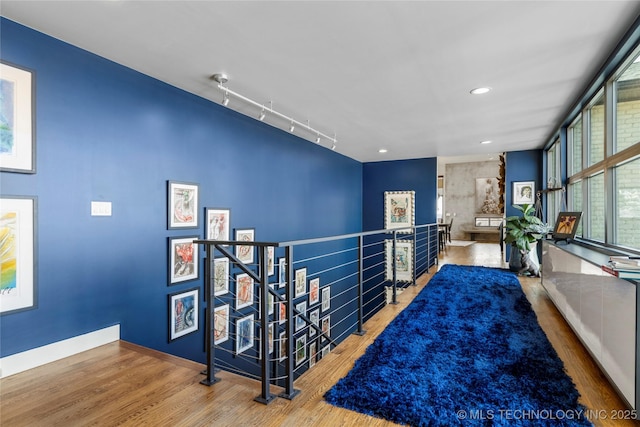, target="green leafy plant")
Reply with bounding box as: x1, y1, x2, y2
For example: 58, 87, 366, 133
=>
504, 204, 552, 252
